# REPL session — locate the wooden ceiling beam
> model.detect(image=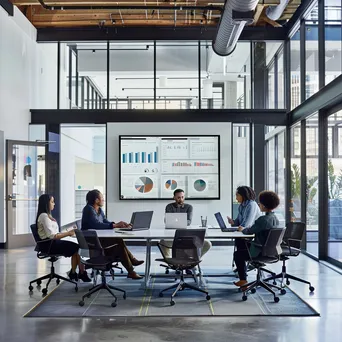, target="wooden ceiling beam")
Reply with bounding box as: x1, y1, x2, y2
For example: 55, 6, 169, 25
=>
12, 0, 223, 5
32, 13, 217, 21
32, 19, 217, 27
